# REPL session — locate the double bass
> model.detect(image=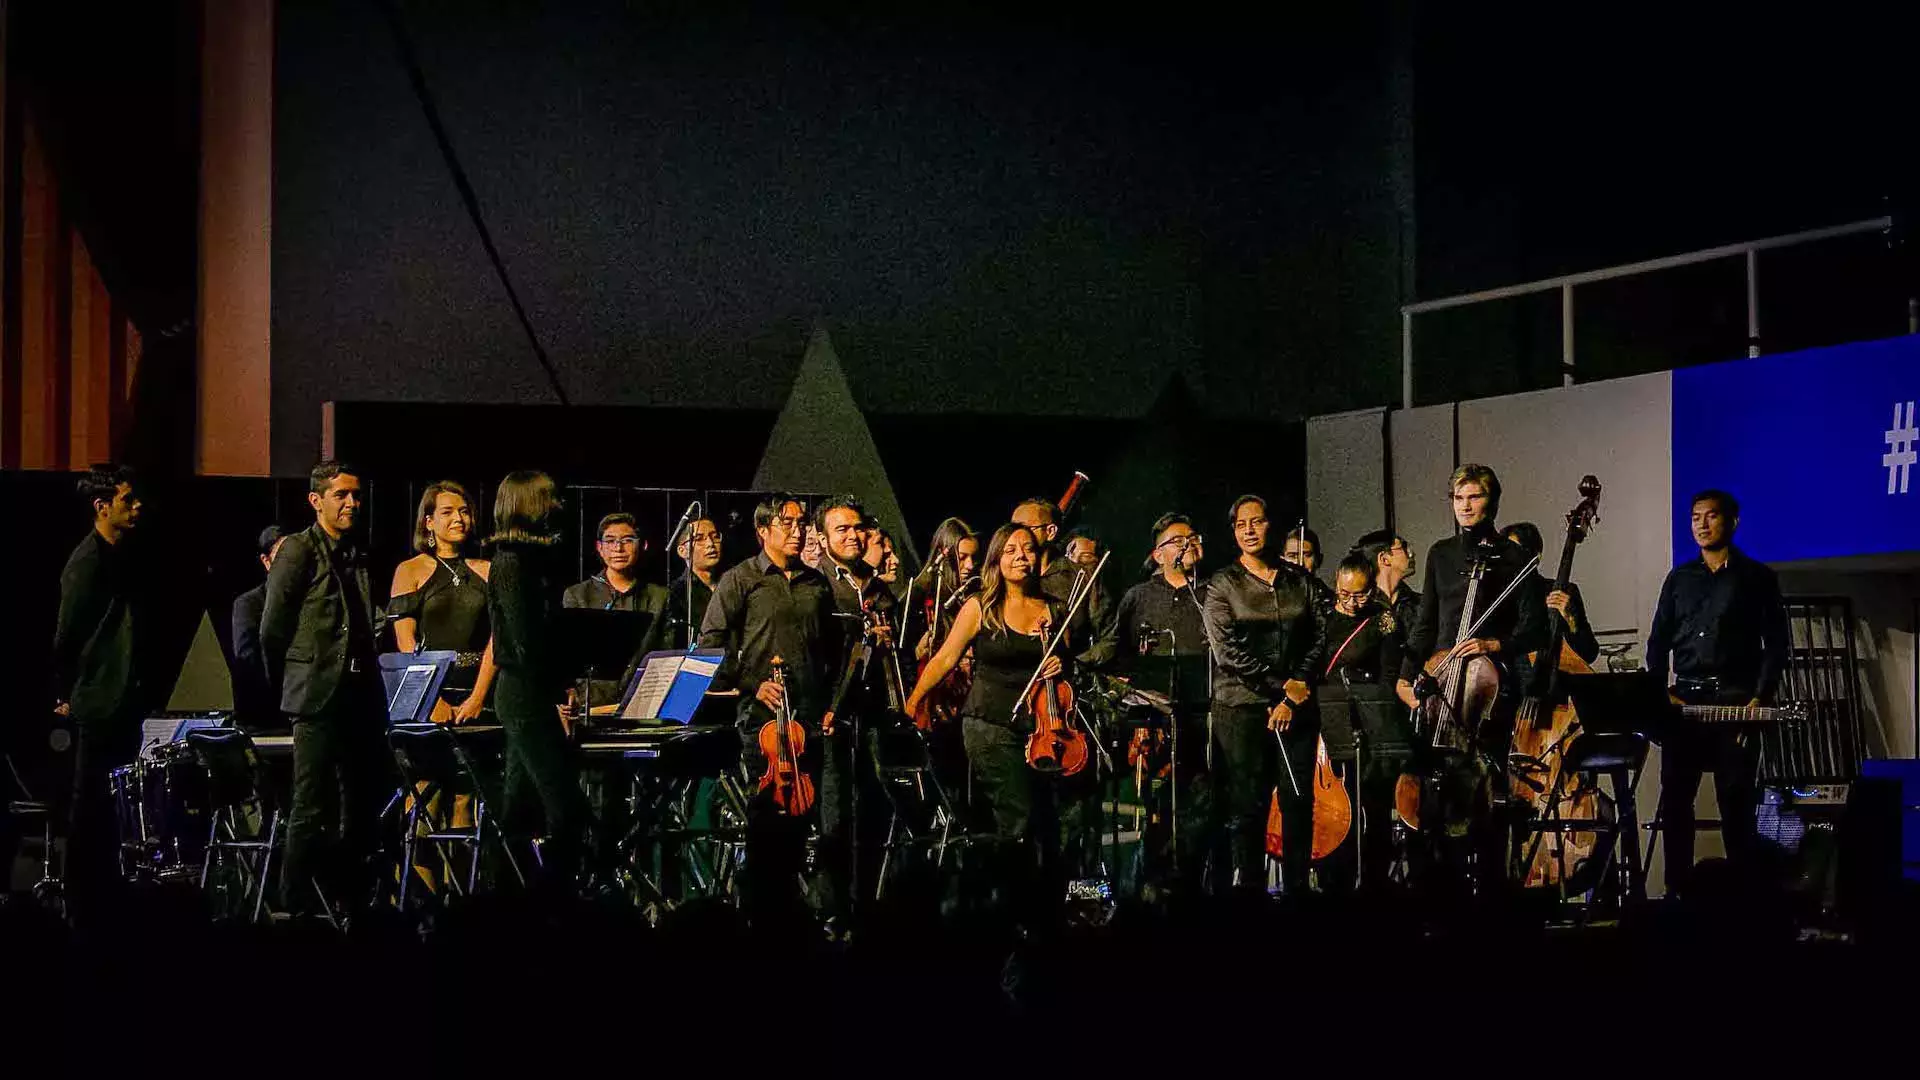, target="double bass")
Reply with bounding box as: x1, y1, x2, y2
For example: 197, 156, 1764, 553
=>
1509, 477, 1604, 888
